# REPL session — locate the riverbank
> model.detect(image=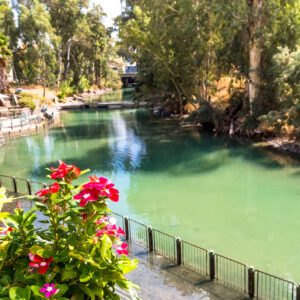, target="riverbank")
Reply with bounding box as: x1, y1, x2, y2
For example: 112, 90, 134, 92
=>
176, 116, 300, 155
0, 110, 60, 145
